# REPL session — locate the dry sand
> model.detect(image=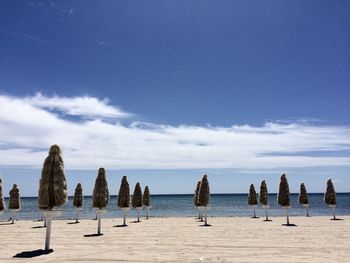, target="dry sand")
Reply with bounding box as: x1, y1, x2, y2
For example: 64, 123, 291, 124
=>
0, 216, 349, 262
